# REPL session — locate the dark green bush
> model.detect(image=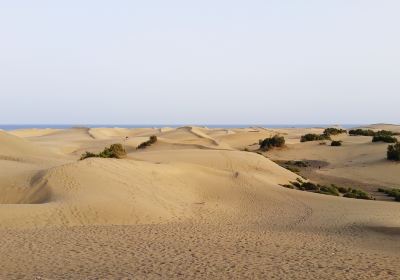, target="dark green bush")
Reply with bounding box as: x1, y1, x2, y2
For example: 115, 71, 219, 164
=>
137, 135, 158, 149
375, 130, 400, 136
349, 129, 375, 136
80, 144, 127, 160
300, 133, 331, 142
323, 128, 347, 136
387, 143, 400, 161
372, 134, 397, 143
331, 140, 342, 146
259, 135, 285, 151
